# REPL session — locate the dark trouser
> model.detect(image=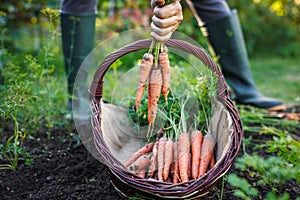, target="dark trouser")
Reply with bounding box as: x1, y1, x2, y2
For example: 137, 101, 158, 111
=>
190, 0, 231, 23
60, 0, 98, 14
60, 0, 97, 102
